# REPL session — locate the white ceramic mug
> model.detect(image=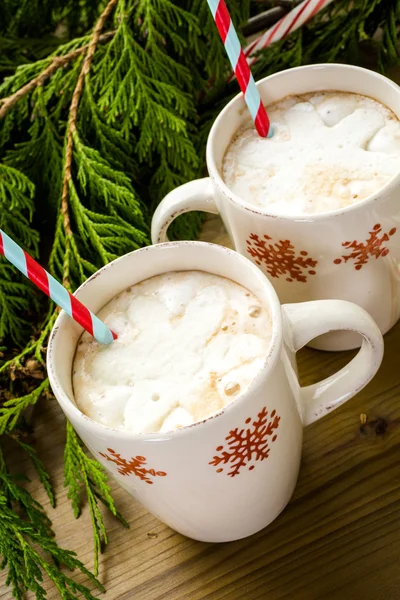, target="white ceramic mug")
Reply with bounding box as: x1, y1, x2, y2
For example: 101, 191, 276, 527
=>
47, 242, 383, 543
152, 64, 400, 351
